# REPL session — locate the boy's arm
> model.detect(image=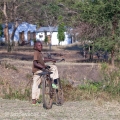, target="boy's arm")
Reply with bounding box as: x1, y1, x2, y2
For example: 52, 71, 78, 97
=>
33, 60, 46, 69
44, 58, 56, 63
